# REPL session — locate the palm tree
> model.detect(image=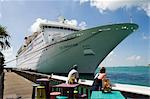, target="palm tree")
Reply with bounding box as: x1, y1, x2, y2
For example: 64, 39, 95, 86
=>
0, 25, 10, 49
0, 25, 10, 71
0, 25, 10, 68
0, 25, 10, 99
